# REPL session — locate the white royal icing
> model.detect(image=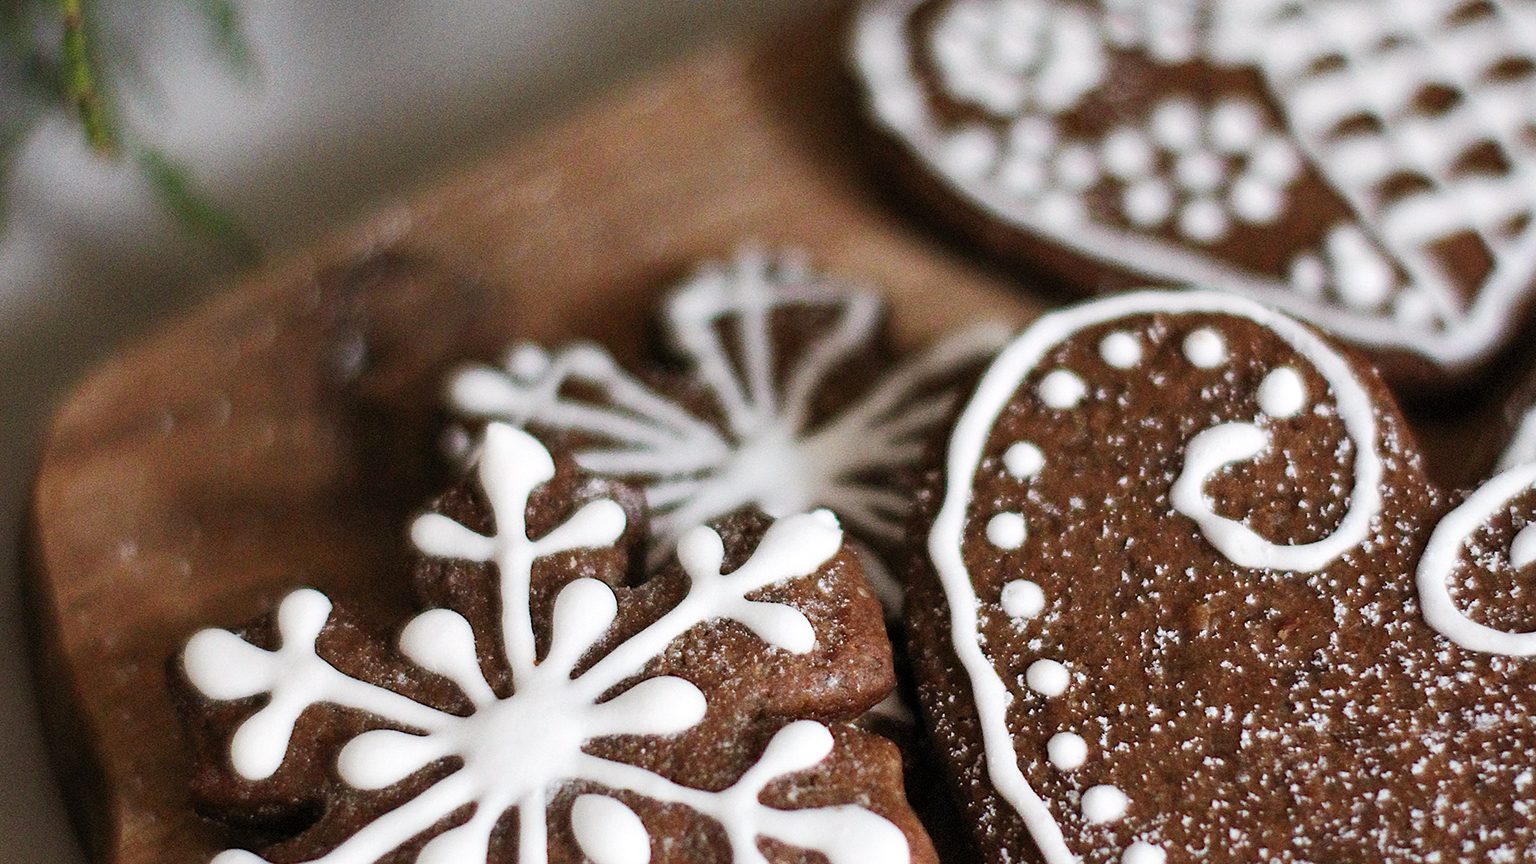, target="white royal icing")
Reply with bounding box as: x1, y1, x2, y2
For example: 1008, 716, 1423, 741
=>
1181, 327, 1226, 368
1001, 579, 1046, 620
1417, 460, 1536, 656
184, 424, 909, 864
1045, 731, 1086, 771
1499, 405, 1536, 472
987, 512, 1029, 550
853, 0, 1536, 374
1099, 331, 1143, 368
571, 795, 650, 864
1004, 441, 1046, 479
446, 249, 1008, 618
1257, 366, 1307, 419
927, 290, 1388, 864
1121, 842, 1167, 864
1025, 659, 1069, 697
1080, 785, 1129, 824
1039, 369, 1087, 408
1514, 523, 1536, 572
